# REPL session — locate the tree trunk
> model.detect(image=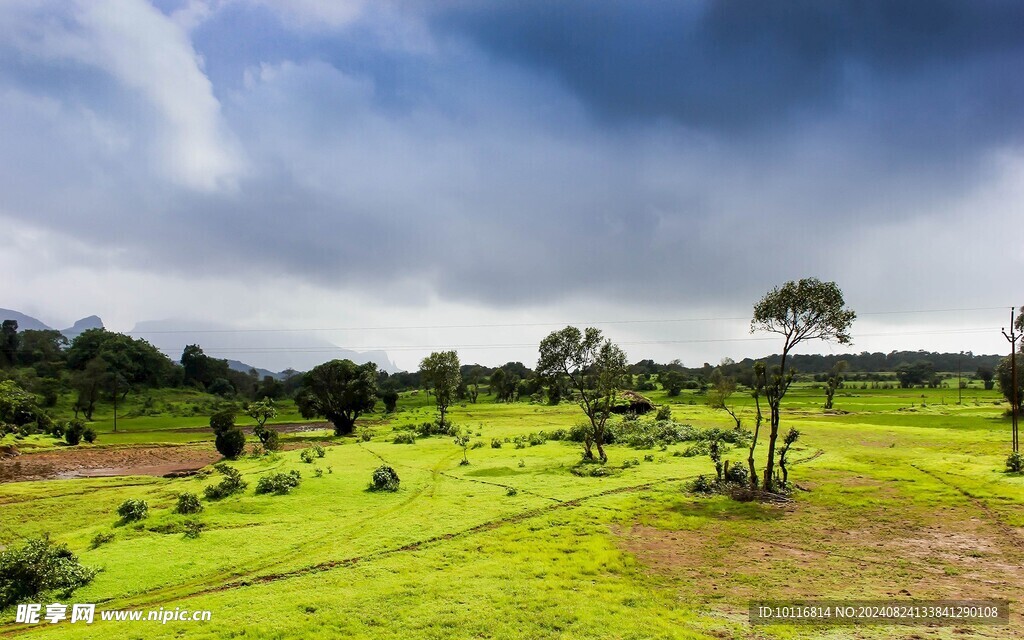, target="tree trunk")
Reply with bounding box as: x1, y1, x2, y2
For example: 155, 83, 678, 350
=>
329, 412, 356, 436
748, 398, 762, 489
763, 405, 780, 492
